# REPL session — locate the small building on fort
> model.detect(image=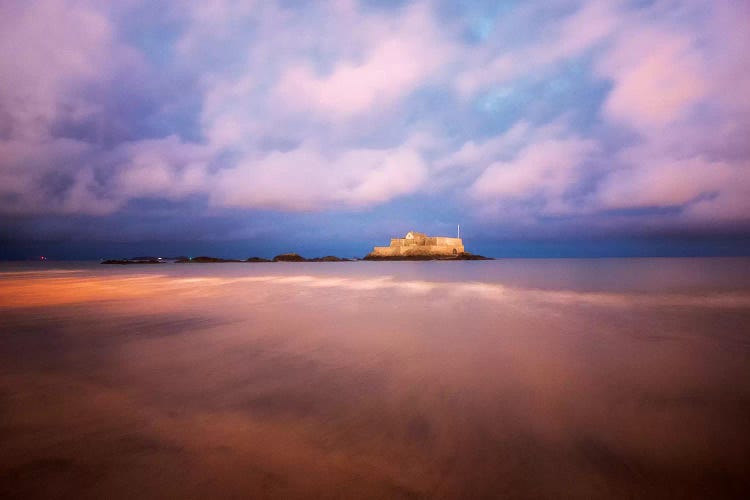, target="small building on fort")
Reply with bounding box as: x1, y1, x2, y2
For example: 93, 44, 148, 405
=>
368, 231, 465, 257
